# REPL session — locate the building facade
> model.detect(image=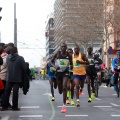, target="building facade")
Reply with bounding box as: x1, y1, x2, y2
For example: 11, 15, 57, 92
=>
45, 13, 54, 62
54, 0, 104, 53
103, 0, 120, 67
